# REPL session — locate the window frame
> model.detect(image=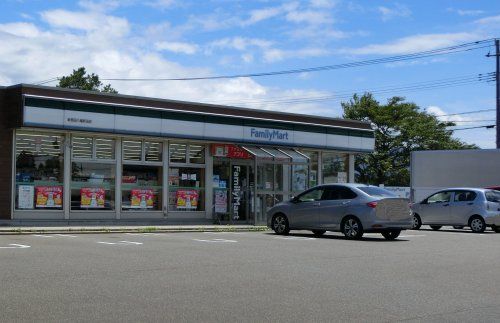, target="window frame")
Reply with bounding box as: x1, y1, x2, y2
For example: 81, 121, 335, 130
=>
122, 139, 163, 165
71, 135, 116, 163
